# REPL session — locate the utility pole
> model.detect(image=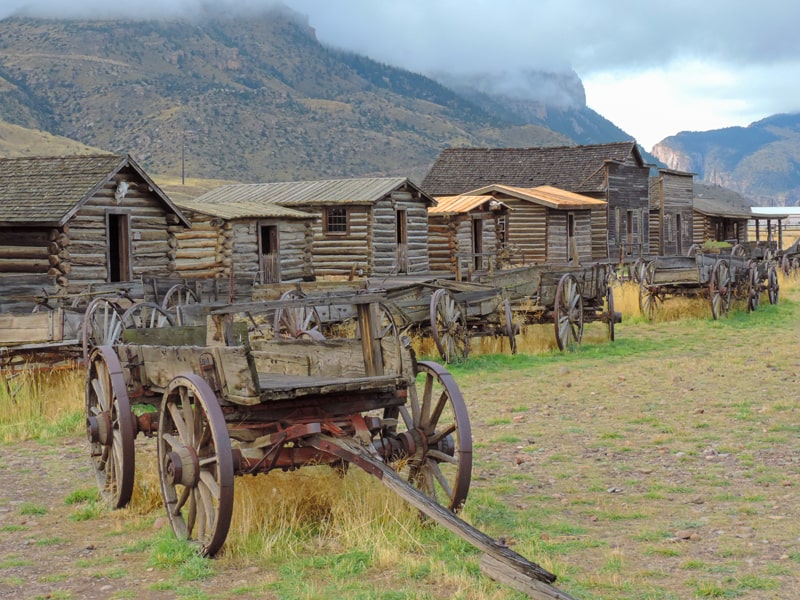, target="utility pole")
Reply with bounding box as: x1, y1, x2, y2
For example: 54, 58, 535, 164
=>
181, 130, 196, 186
